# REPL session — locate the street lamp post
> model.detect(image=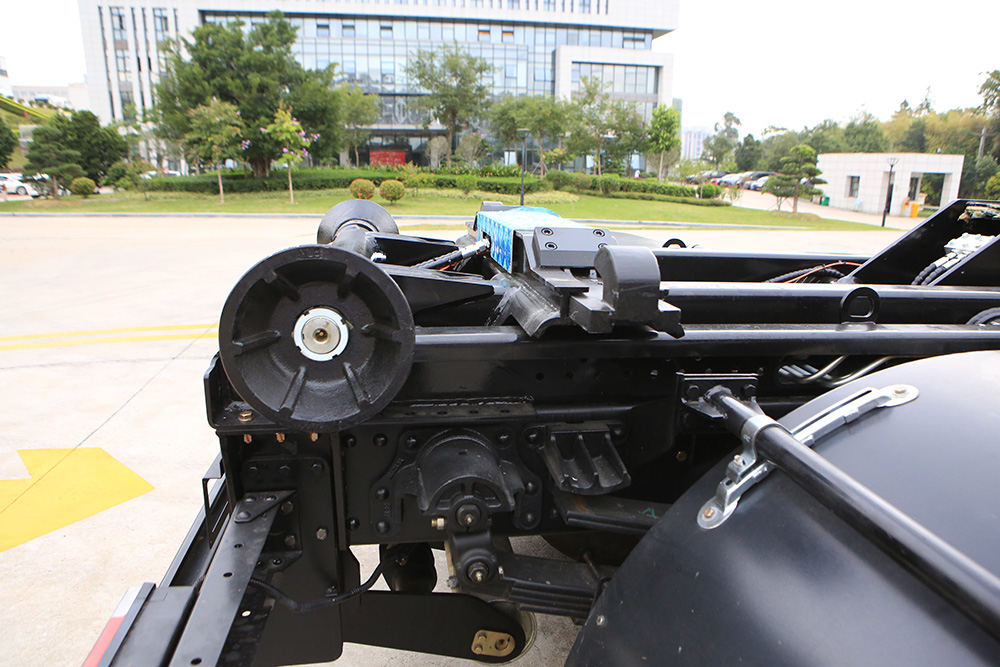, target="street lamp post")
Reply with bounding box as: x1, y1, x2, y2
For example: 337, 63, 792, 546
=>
882, 157, 899, 228
518, 128, 529, 206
